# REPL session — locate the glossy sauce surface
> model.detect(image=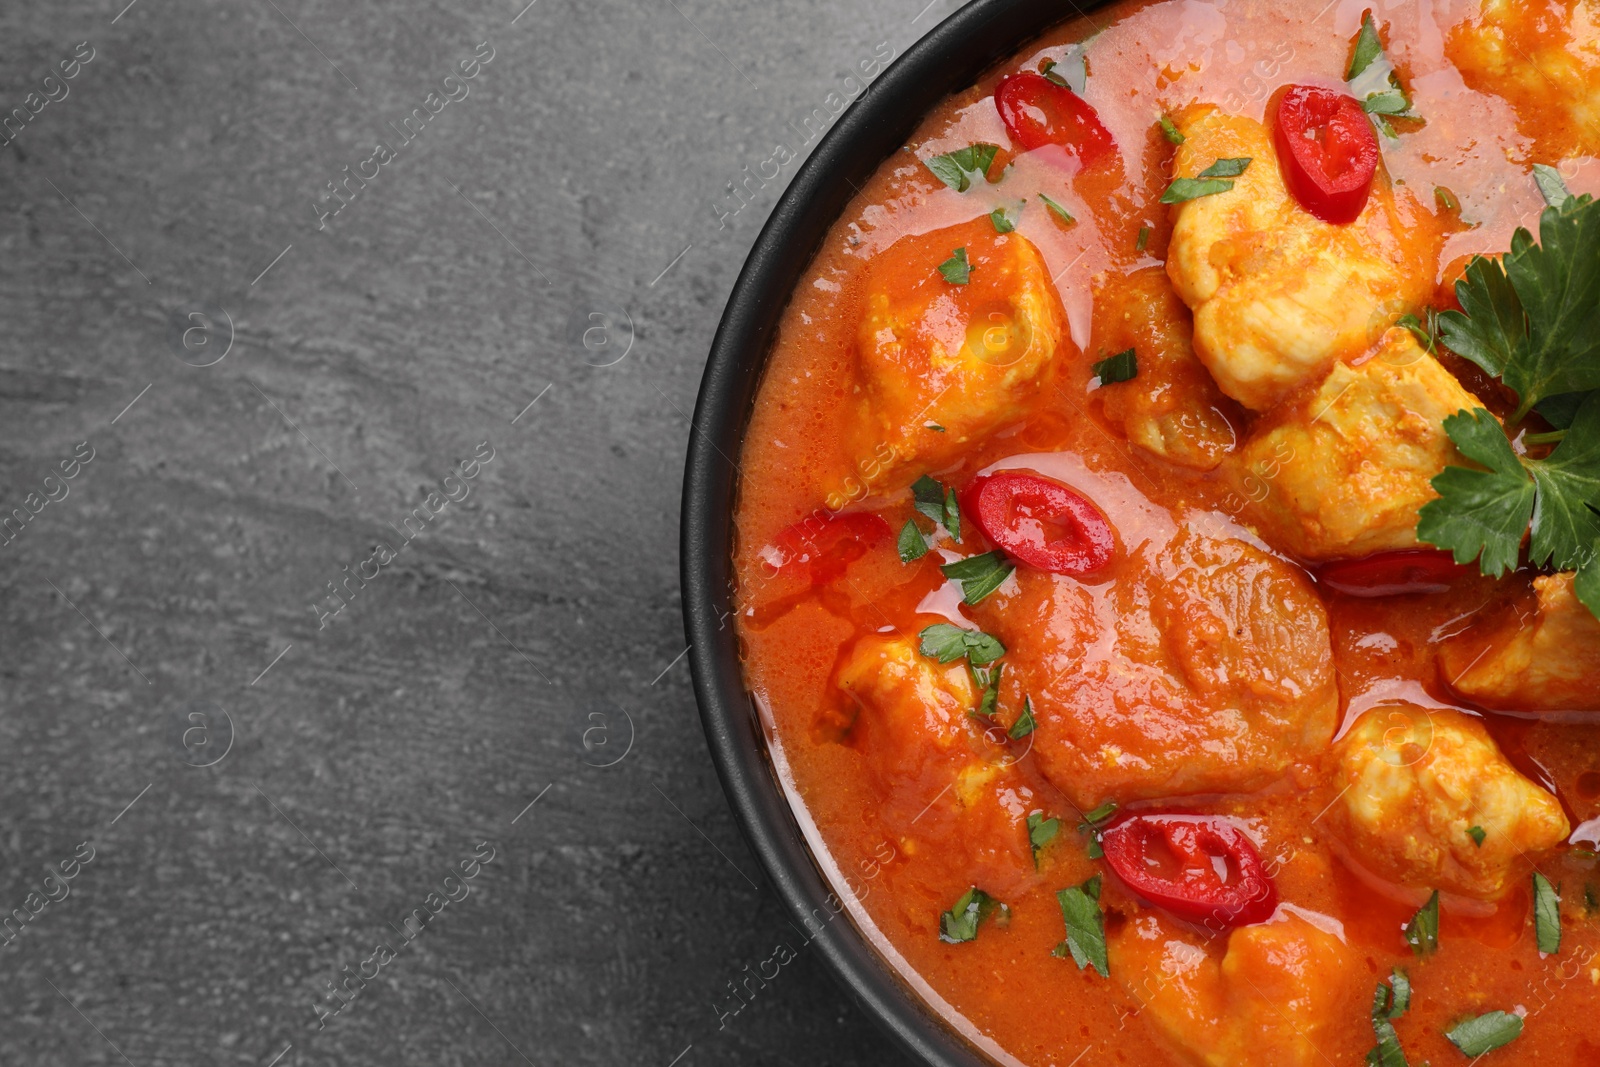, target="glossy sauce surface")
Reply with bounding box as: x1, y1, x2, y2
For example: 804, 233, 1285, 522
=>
734, 2, 1600, 1063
